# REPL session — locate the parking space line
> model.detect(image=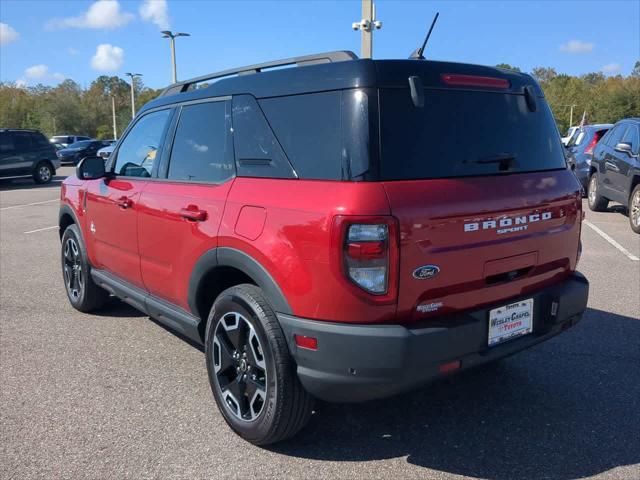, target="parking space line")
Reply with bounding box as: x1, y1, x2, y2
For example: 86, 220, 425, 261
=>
24, 225, 58, 234
584, 220, 639, 262
0, 199, 58, 211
